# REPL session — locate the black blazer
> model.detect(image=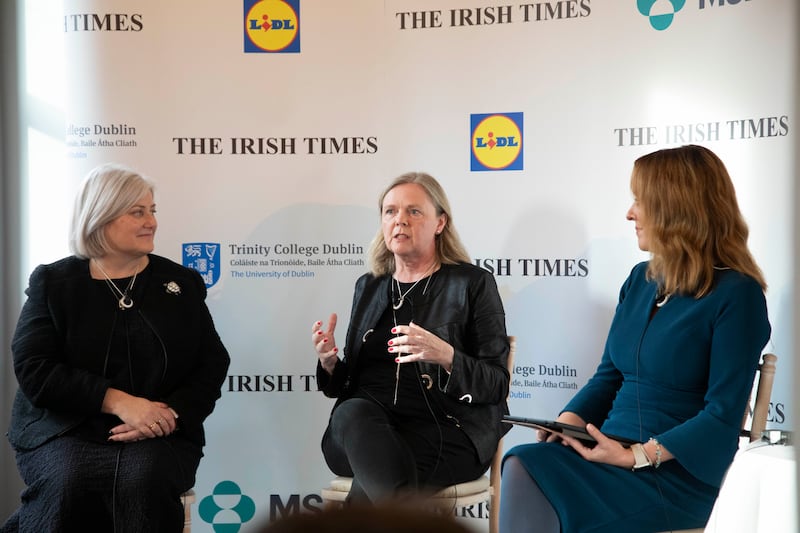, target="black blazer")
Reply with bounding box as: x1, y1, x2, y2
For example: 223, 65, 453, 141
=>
317, 262, 510, 464
7, 254, 230, 451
